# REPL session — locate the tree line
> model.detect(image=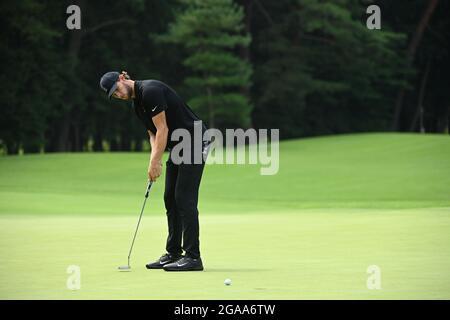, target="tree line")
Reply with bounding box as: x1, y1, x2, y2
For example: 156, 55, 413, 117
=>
1, 0, 448, 155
